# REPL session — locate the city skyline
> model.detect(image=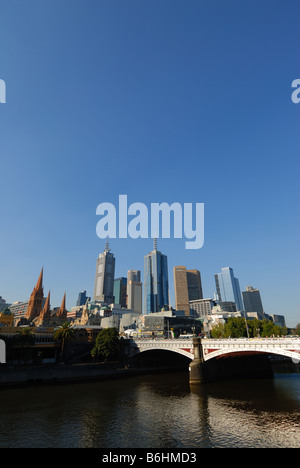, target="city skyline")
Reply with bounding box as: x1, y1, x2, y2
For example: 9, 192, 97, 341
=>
0, 237, 293, 326
0, 1, 299, 327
